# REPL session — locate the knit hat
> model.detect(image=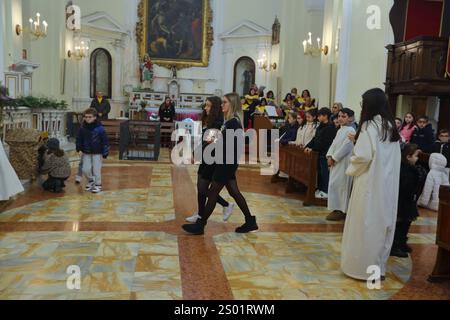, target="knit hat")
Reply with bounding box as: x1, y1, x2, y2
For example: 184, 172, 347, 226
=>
47, 138, 60, 150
